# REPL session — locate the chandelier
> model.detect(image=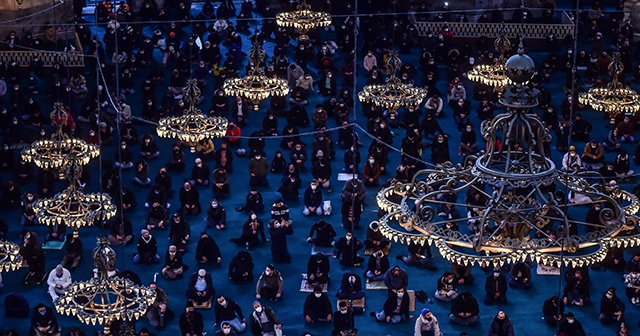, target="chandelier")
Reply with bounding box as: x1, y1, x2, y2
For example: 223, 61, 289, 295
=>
276, 0, 331, 40
0, 240, 23, 272
358, 50, 427, 120
467, 31, 512, 89
34, 161, 117, 233
579, 53, 640, 124
223, 42, 290, 111
157, 79, 229, 152
376, 45, 640, 268
21, 102, 100, 169
54, 237, 156, 334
